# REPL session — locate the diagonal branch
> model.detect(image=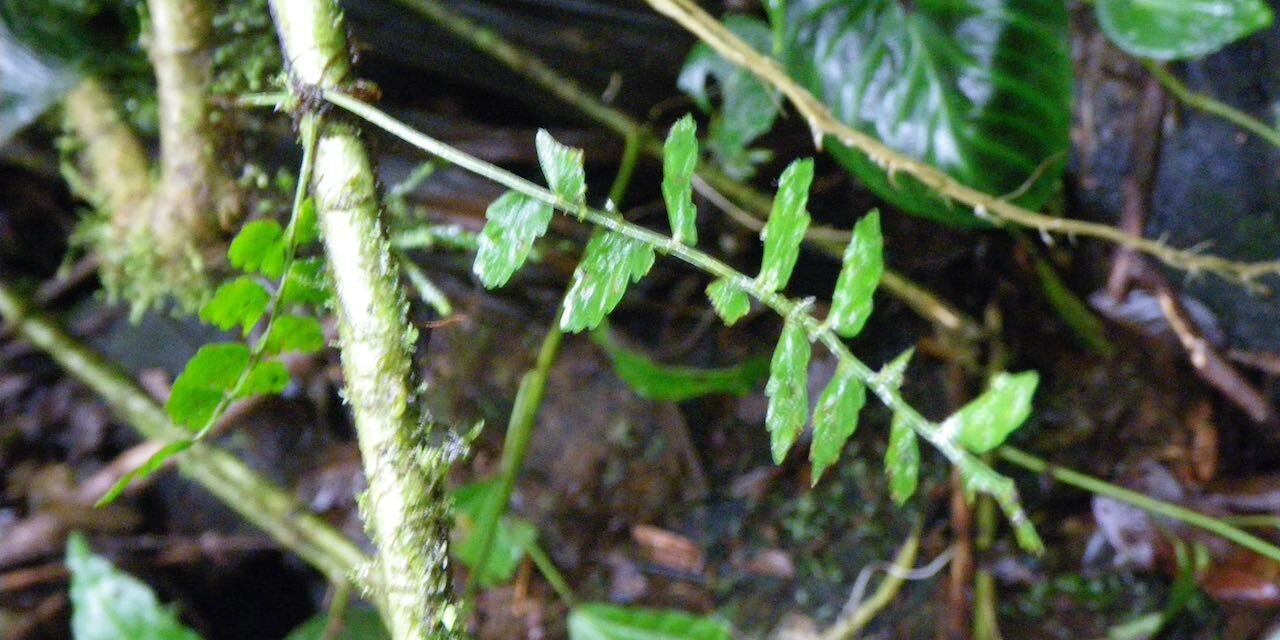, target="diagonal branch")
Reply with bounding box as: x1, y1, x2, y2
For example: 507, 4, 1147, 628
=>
642, 0, 1280, 290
